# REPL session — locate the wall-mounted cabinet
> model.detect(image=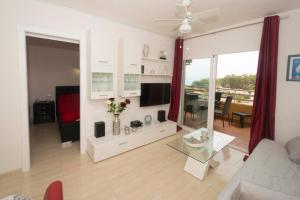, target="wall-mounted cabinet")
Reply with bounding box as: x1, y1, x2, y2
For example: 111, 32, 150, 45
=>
88, 29, 115, 99
90, 28, 114, 67
91, 71, 114, 99
118, 37, 142, 97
